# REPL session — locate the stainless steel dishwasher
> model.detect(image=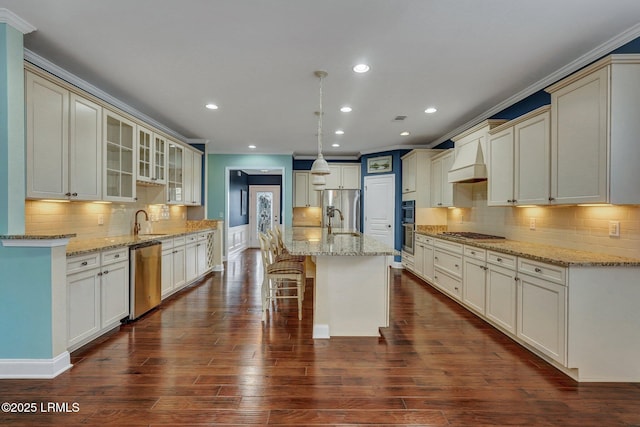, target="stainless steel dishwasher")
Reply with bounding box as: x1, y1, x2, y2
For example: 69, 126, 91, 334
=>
129, 240, 162, 320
